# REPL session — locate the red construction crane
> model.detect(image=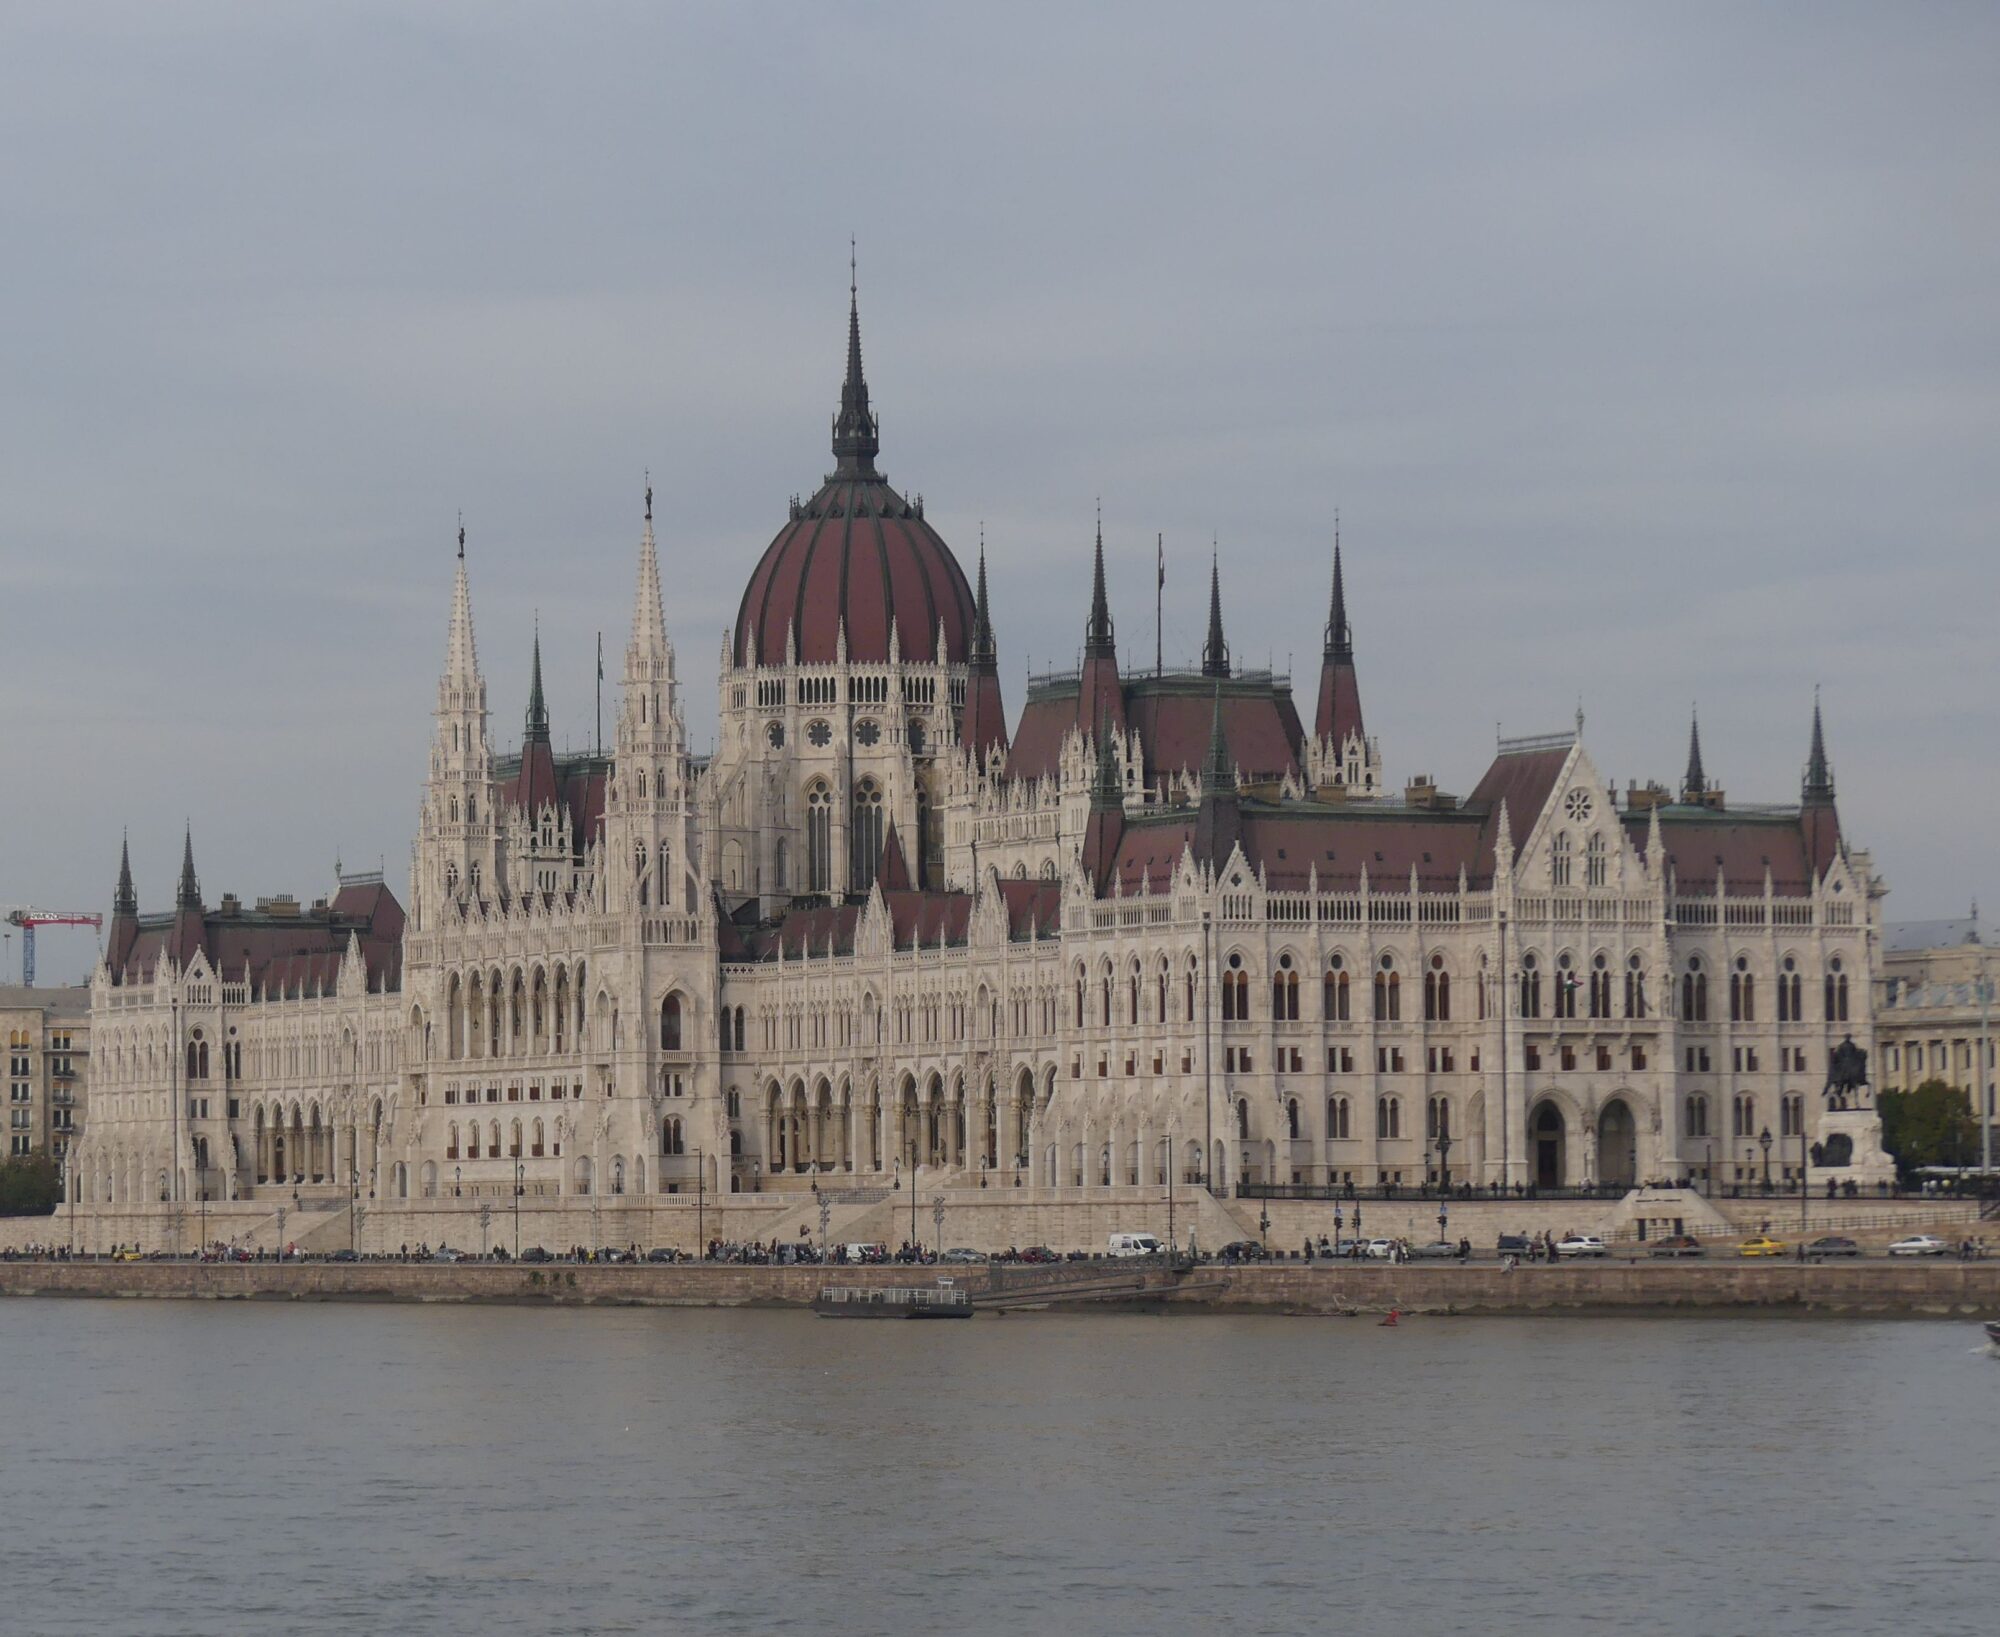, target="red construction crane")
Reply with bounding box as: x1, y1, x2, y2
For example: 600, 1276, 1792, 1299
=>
4, 910, 102, 986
